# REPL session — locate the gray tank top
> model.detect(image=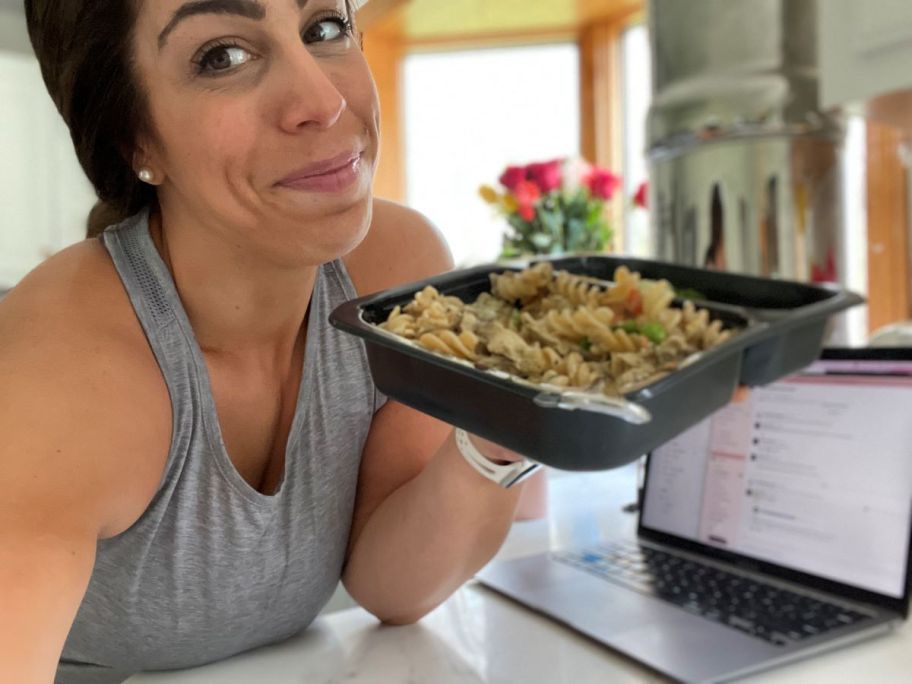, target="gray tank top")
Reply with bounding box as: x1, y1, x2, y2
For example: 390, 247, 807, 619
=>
56, 210, 385, 683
